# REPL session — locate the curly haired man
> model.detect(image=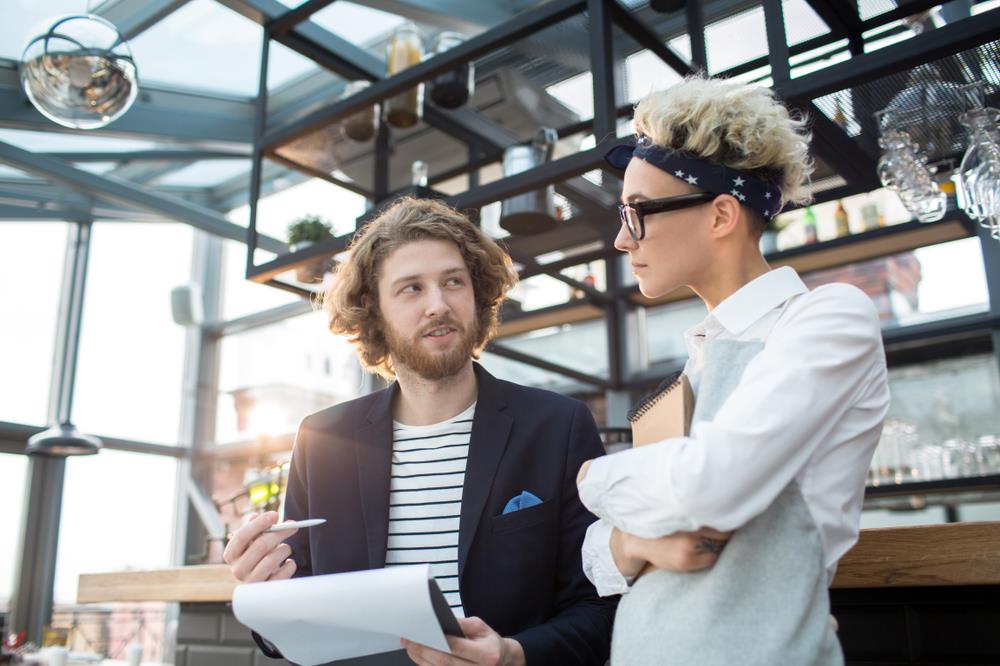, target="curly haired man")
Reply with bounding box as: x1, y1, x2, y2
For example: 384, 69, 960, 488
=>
225, 198, 618, 665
